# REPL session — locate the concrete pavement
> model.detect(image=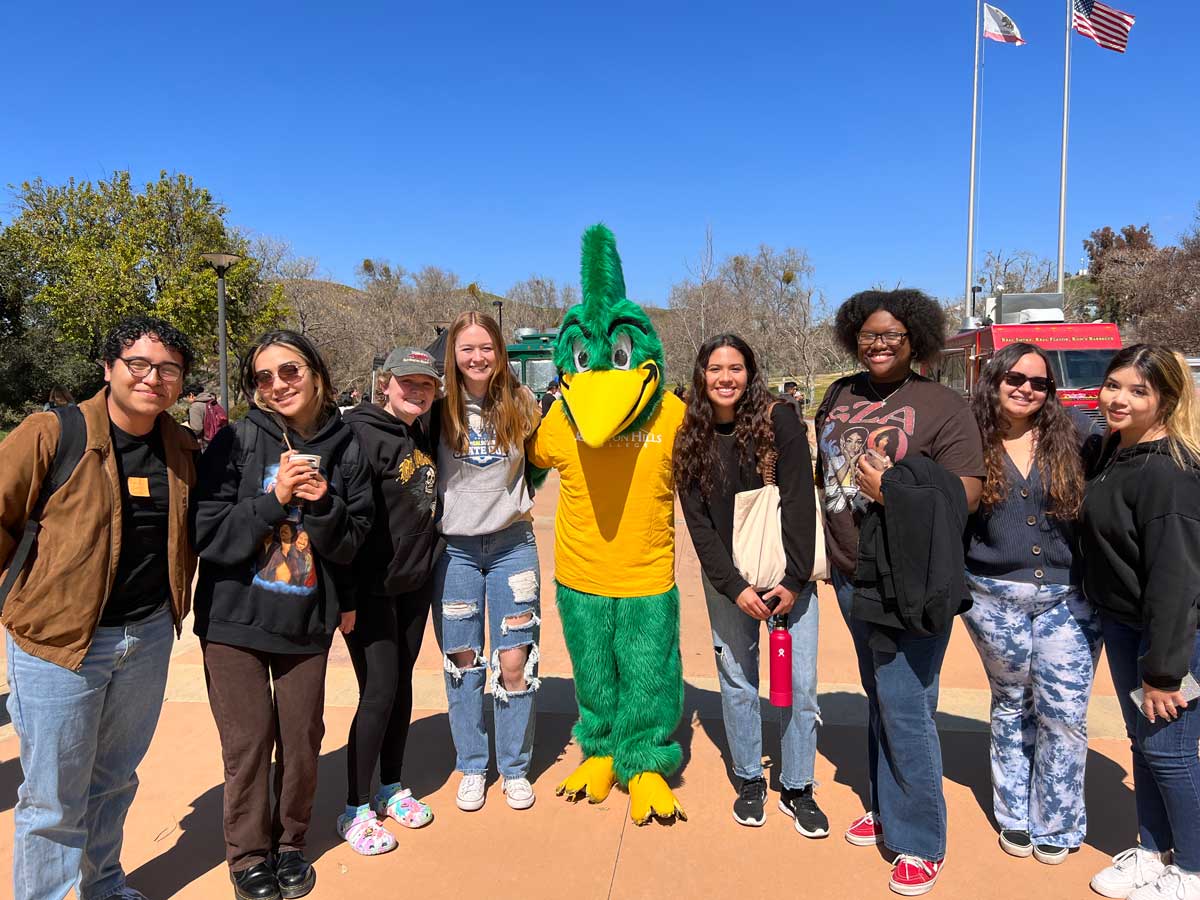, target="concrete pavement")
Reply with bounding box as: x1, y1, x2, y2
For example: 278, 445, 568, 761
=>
0, 473, 1140, 899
